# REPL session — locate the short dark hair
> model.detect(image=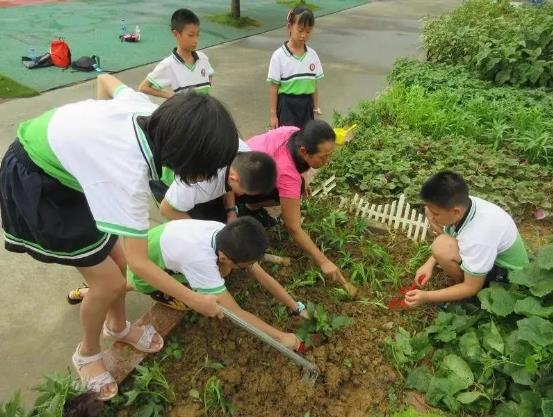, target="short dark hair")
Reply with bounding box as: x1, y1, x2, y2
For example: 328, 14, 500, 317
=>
139, 92, 239, 185
171, 8, 200, 32
420, 171, 470, 209
291, 119, 335, 154
215, 217, 269, 263
231, 151, 276, 194
287, 6, 315, 27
